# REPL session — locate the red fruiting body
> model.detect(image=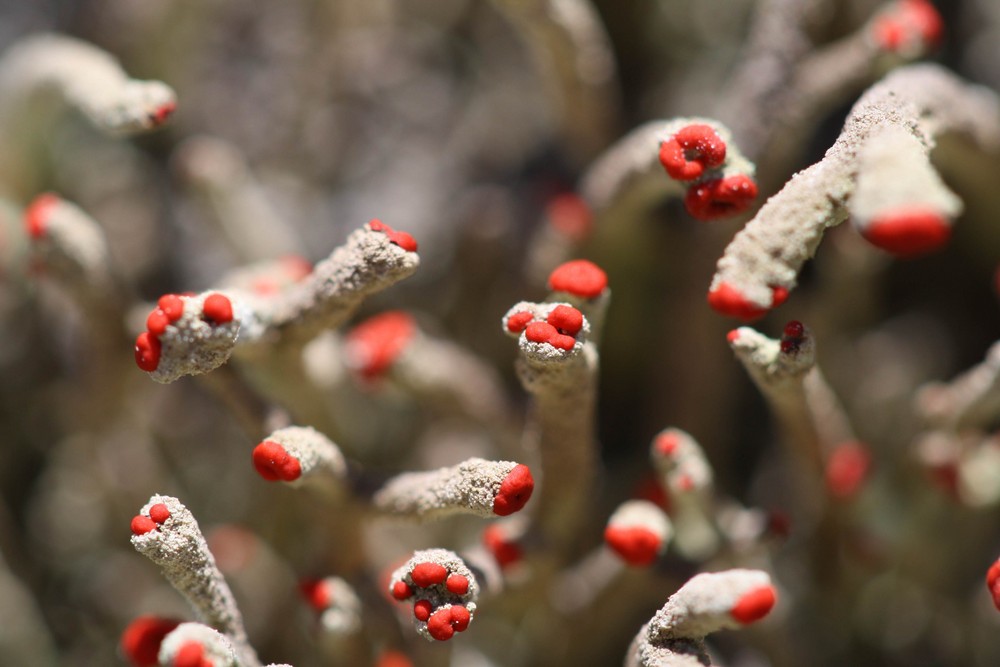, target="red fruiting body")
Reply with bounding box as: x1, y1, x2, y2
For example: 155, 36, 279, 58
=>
525, 321, 558, 344
708, 282, 787, 320
202, 294, 233, 324
873, 0, 943, 52
483, 525, 524, 568
506, 311, 535, 333
780, 320, 806, 354
24, 193, 60, 239
146, 309, 170, 337
446, 574, 469, 596
633, 475, 670, 512
300, 579, 332, 610
158, 295, 186, 321
546, 193, 593, 242
658, 124, 727, 181
410, 562, 448, 587
173, 641, 210, 667
604, 526, 662, 566
134, 333, 162, 372
149, 503, 171, 524
726, 329, 741, 343
120, 616, 182, 667
369, 219, 418, 252
375, 650, 414, 667
684, 174, 758, 220
546, 305, 584, 336
493, 464, 535, 516
548, 333, 577, 351
413, 600, 432, 622
825, 441, 872, 499
730, 585, 777, 624
548, 259, 608, 299
346, 311, 416, 379
130, 515, 157, 535
861, 206, 951, 258
987, 561, 1000, 611
252, 441, 303, 482
152, 101, 177, 125
654, 432, 679, 457
391, 581, 414, 601
426, 605, 471, 641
